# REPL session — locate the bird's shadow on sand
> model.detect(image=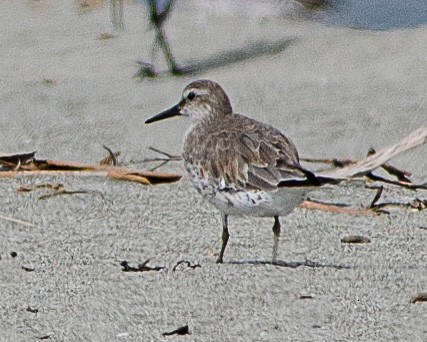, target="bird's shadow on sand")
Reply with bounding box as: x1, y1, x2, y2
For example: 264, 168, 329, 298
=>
140, 37, 296, 78
180, 38, 295, 74
228, 259, 349, 269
